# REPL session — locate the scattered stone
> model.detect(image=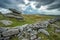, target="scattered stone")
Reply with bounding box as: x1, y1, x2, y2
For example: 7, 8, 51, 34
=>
0, 20, 12, 26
